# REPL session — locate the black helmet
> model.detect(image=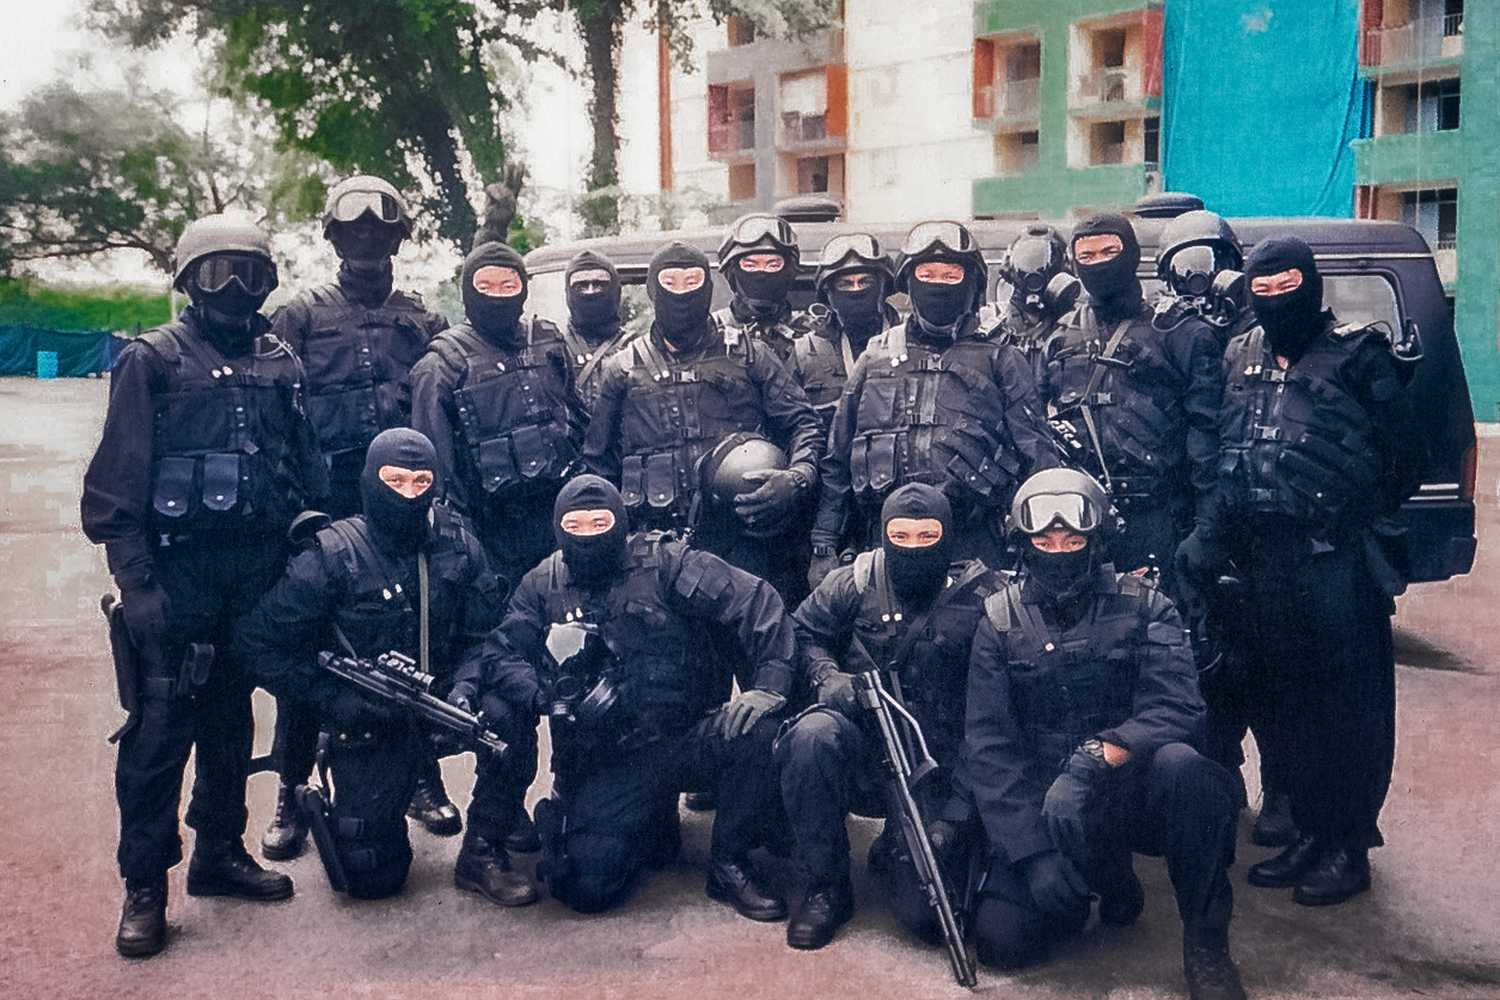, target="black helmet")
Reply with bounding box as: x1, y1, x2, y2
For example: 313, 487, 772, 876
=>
894, 220, 988, 312
1002, 224, 1079, 316
172, 214, 278, 296
814, 232, 895, 301
321, 175, 413, 238
1156, 210, 1243, 296
717, 212, 798, 272
1006, 468, 1113, 539
694, 432, 790, 539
